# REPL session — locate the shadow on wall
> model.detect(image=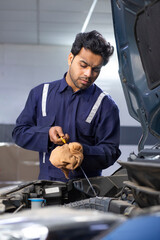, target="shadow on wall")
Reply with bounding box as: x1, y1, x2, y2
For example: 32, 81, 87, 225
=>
0, 143, 39, 187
